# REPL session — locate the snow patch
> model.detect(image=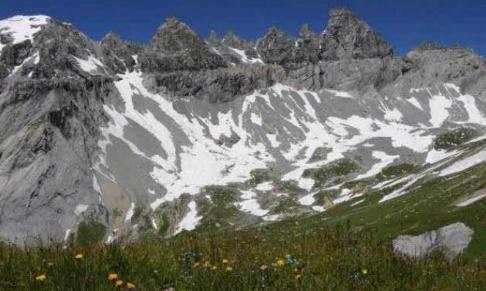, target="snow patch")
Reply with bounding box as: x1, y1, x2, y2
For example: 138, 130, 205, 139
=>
236, 190, 269, 217
298, 191, 317, 206
255, 182, 273, 192
74, 204, 89, 216
0, 15, 50, 51
439, 149, 486, 177
75, 55, 105, 73
325, 89, 353, 98
407, 97, 423, 110
175, 201, 201, 233
429, 93, 452, 127
426, 149, 458, 164
124, 203, 135, 223
229, 47, 263, 64
356, 151, 399, 180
